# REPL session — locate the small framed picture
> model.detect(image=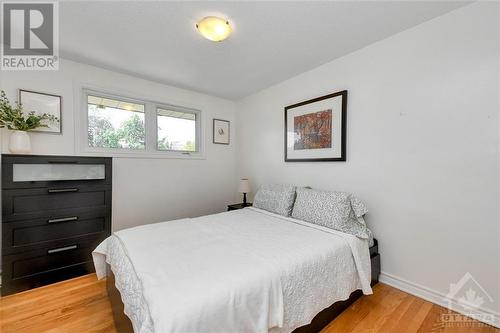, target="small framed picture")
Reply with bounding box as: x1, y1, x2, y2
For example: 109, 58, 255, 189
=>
213, 119, 230, 145
19, 89, 62, 134
285, 90, 347, 162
